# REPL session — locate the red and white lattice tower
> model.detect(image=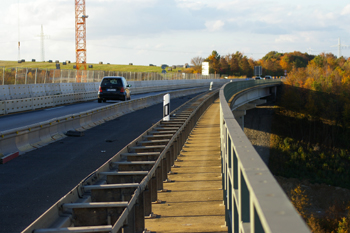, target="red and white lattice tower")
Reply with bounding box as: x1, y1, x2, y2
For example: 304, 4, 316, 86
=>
75, 0, 88, 82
